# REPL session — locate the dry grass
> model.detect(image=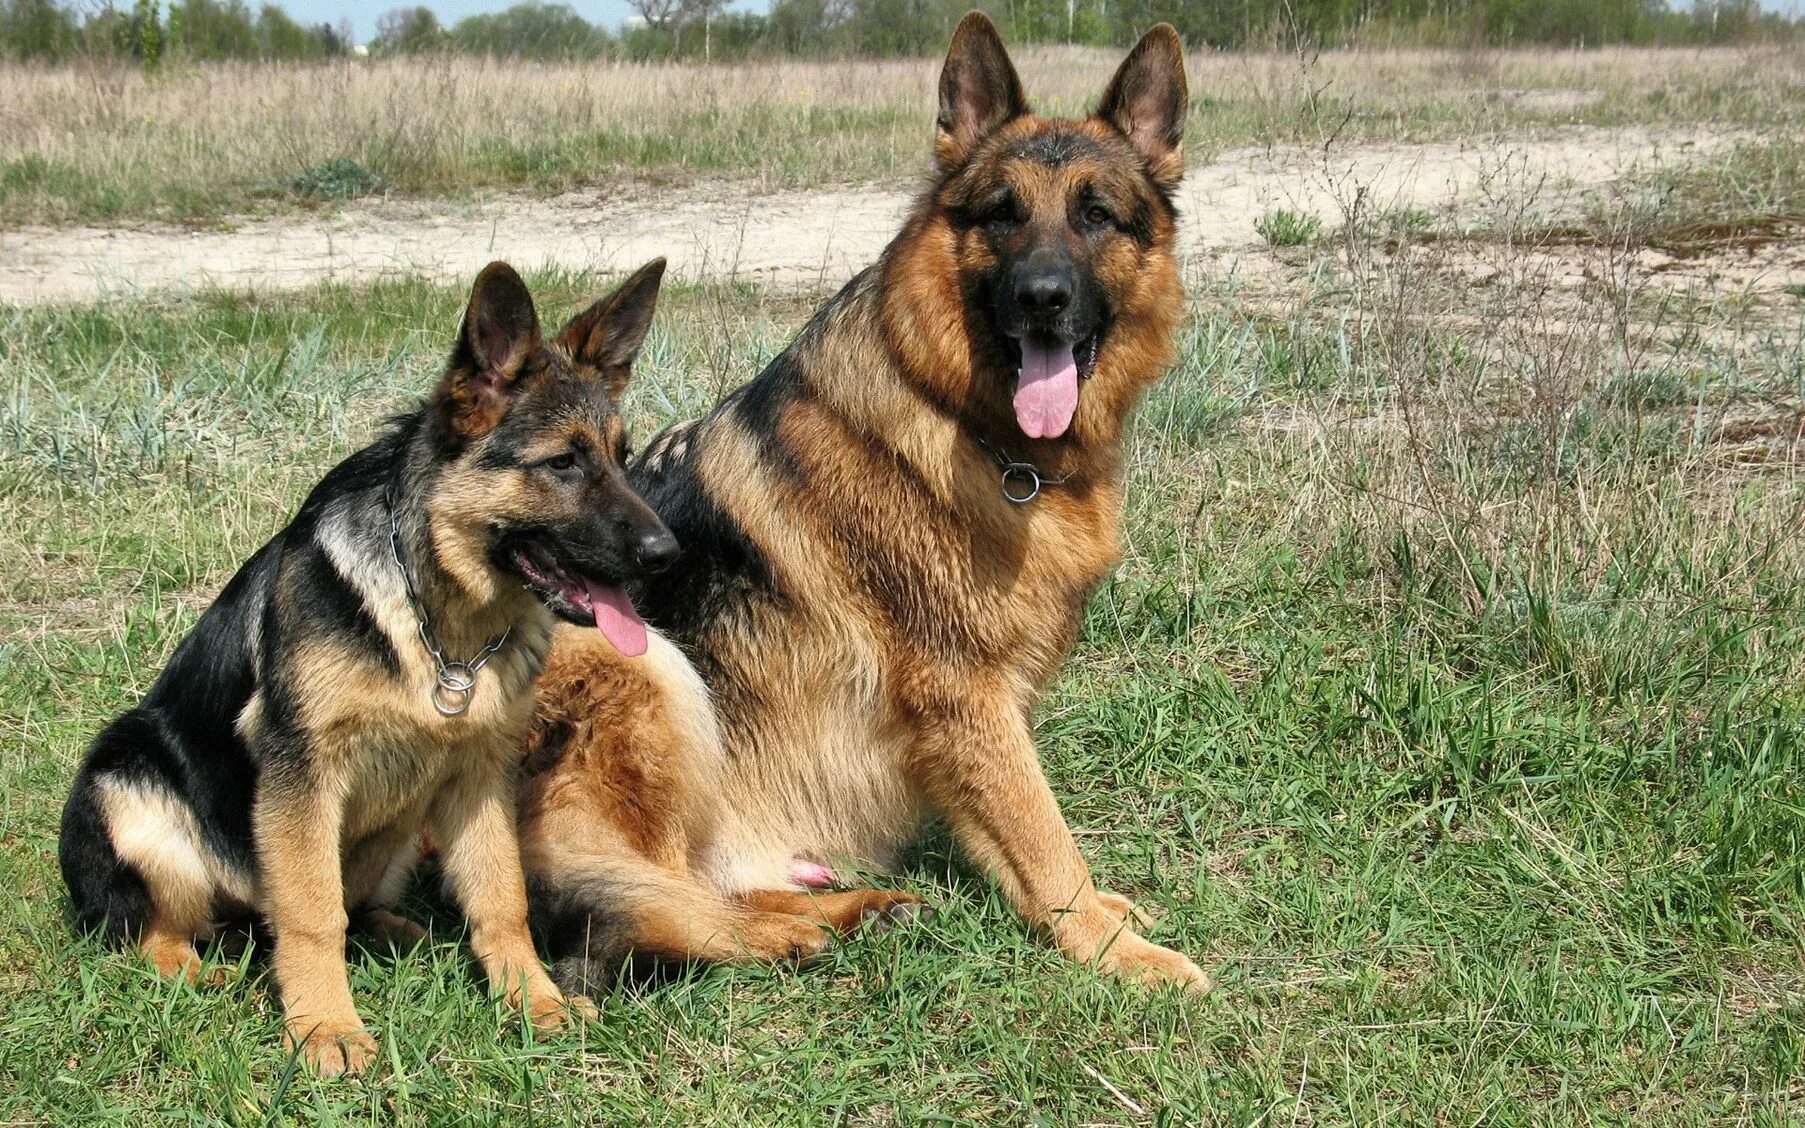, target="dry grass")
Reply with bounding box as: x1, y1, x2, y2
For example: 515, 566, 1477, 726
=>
1, 43, 1801, 225
2, 41, 1805, 1122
